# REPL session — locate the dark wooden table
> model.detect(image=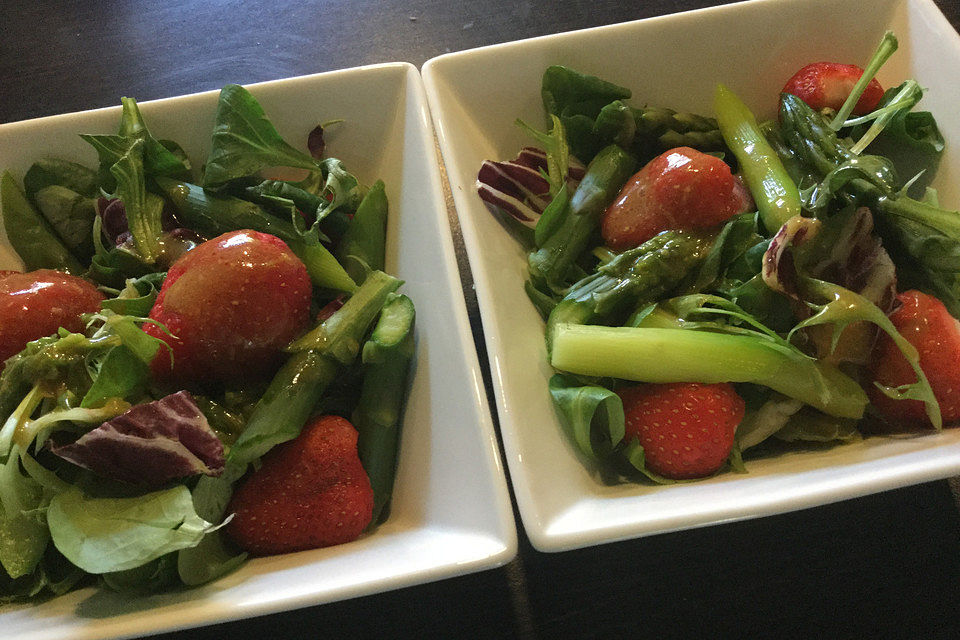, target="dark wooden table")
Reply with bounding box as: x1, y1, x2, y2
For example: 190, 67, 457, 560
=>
4, 1, 960, 638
